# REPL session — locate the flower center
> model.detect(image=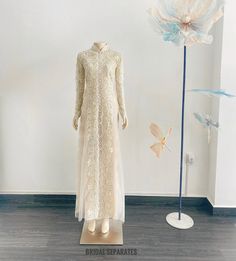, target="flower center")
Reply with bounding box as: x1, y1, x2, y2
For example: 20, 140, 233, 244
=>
182, 16, 192, 30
